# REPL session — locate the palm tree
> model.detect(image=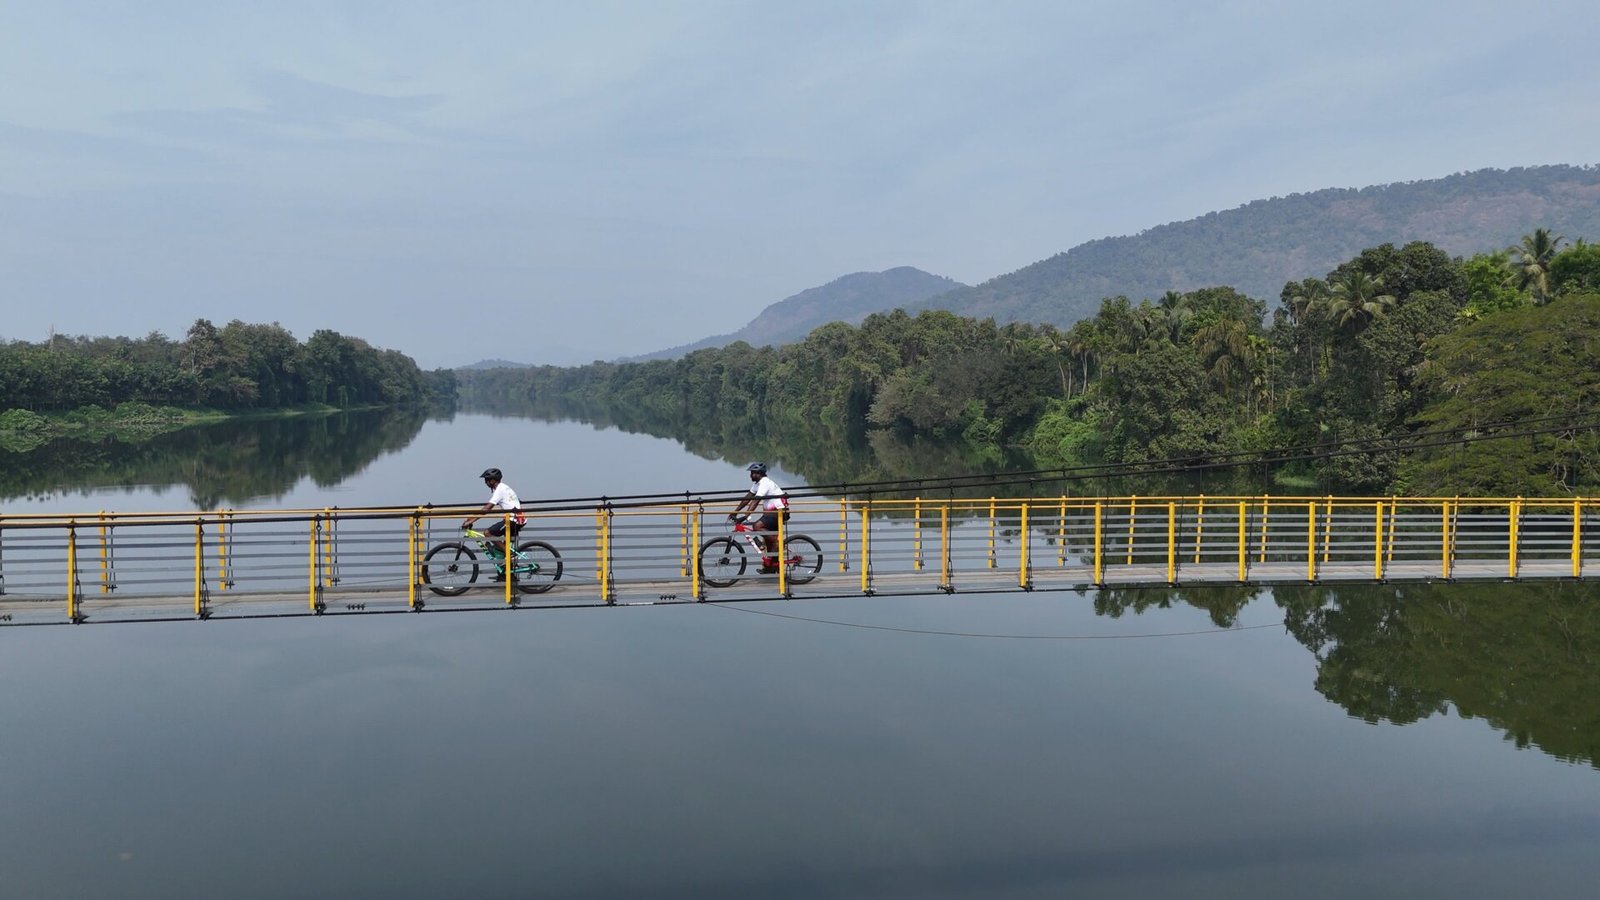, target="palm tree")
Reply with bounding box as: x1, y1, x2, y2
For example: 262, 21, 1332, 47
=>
1285, 279, 1327, 327
1508, 227, 1566, 304
1067, 324, 1094, 397
1193, 318, 1255, 400
1036, 325, 1071, 397
1323, 271, 1396, 331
